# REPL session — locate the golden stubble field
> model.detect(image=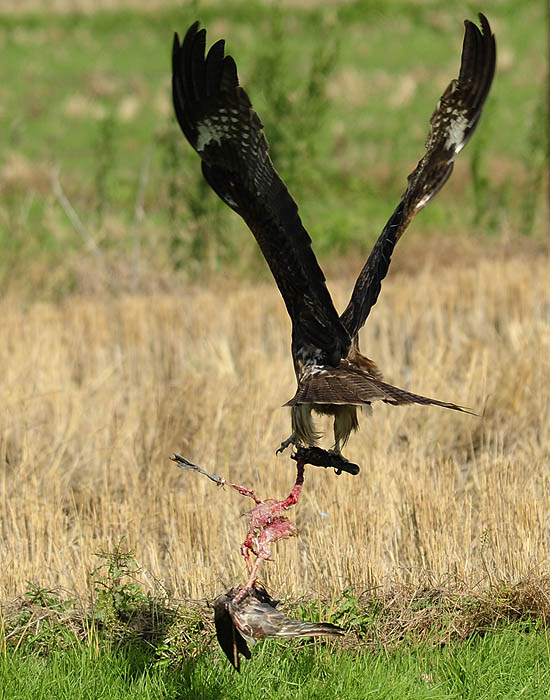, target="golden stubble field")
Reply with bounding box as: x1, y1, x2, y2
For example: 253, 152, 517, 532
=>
0, 239, 549, 602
